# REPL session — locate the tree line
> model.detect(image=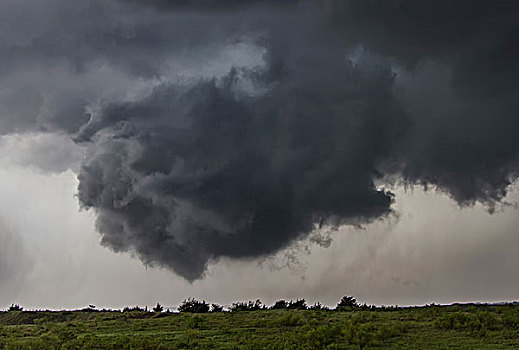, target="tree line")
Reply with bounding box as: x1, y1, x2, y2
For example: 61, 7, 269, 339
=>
5, 295, 365, 313
143, 295, 361, 313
